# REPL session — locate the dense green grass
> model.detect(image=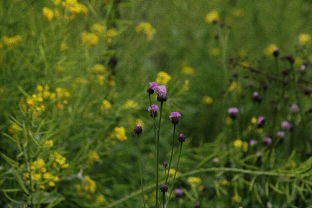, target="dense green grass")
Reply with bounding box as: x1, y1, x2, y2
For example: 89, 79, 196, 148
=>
0, 0, 312, 207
